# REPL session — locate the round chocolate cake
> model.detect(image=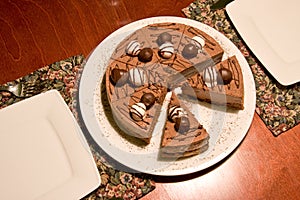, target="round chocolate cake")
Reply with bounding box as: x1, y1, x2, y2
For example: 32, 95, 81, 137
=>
105, 22, 244, 158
